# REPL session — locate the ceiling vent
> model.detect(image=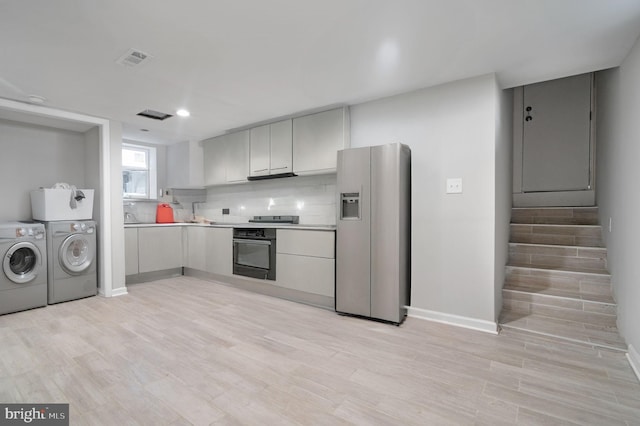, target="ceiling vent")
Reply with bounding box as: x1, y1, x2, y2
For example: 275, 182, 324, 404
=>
116, 48, 152, 67
137, 109, 173, 121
